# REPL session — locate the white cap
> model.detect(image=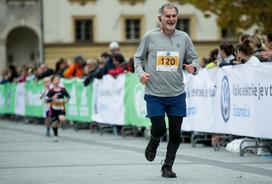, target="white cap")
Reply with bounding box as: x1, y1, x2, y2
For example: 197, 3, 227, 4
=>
109, 41, 120, 50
